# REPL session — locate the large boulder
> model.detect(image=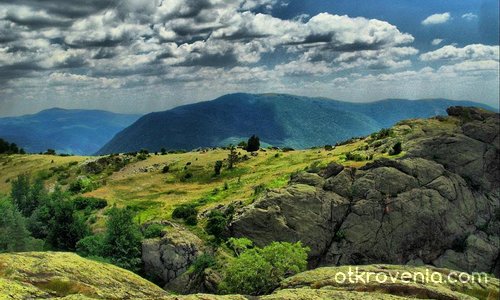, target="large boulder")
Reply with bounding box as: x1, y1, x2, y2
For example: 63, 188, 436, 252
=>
142, 225, 205, 289
230, 107, 500, 276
